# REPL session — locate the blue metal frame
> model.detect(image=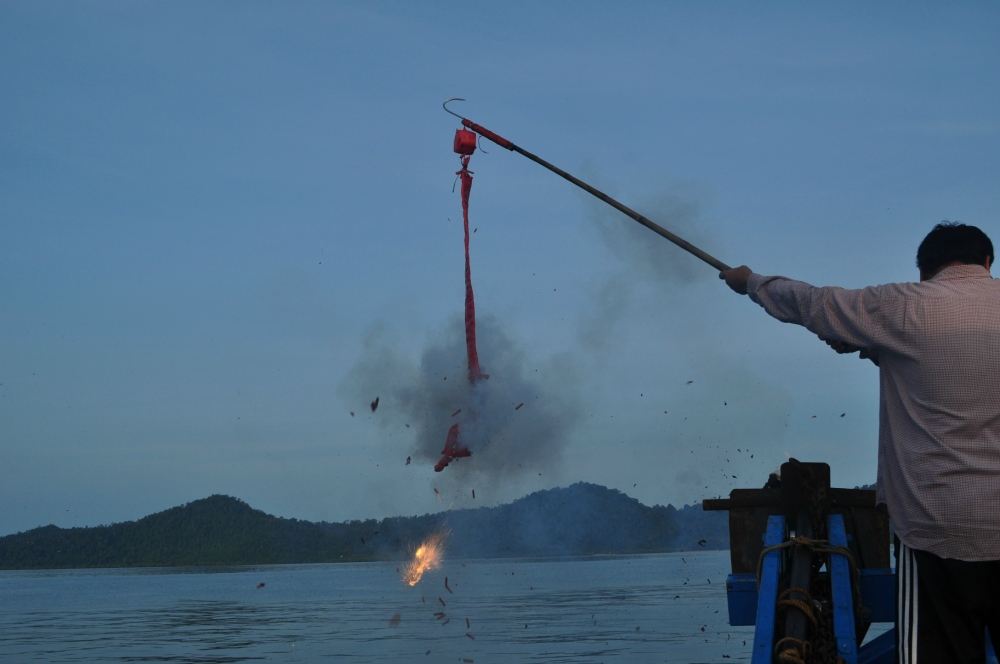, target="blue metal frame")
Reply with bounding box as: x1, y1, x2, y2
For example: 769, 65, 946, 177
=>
723, 514, 1000, 662
725, 573, 759, 625
828, 514, 859, 663
858, 568, 895, 622
751, 514, 785, 664
726, 567, 895, 626
859, 628, 895, 664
